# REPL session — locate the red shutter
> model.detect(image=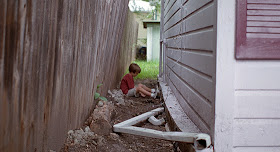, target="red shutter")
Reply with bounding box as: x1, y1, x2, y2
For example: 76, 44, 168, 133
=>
236, 0, 280, 59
